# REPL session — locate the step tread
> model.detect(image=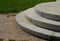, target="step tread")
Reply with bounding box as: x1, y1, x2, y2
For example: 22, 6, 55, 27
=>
35, 2, 60, 15
25, 8, 60, 26
35, 2, 60, 21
